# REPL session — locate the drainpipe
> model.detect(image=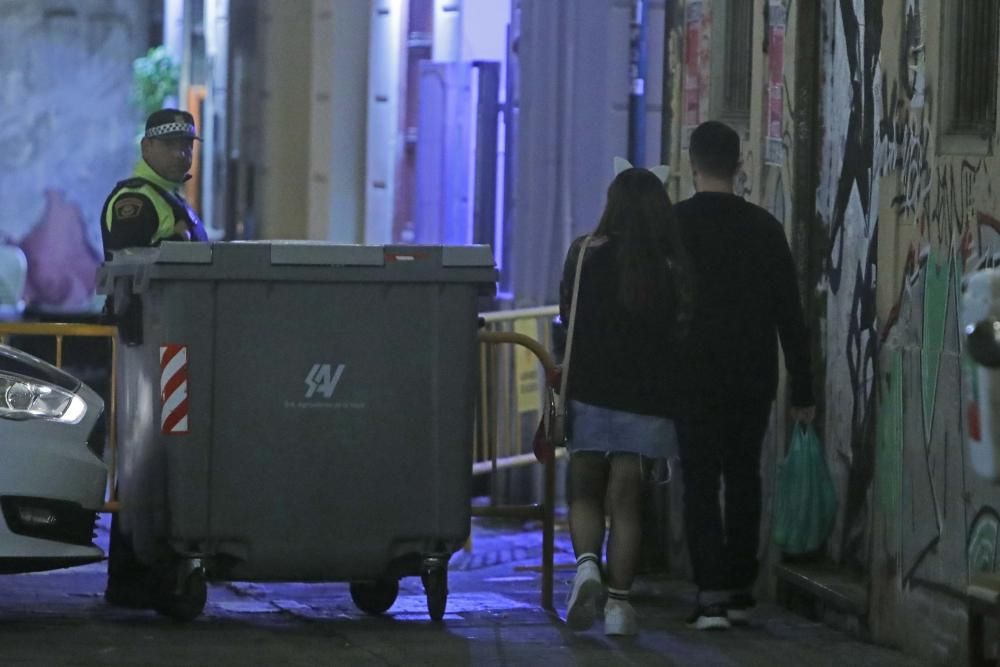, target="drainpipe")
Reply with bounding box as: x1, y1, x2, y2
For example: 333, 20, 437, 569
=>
635, 0, 669, 579
660, 0, 674, 167
163, 0, 185, 107
791, 0, 825, 427
628, 0, 649, 165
